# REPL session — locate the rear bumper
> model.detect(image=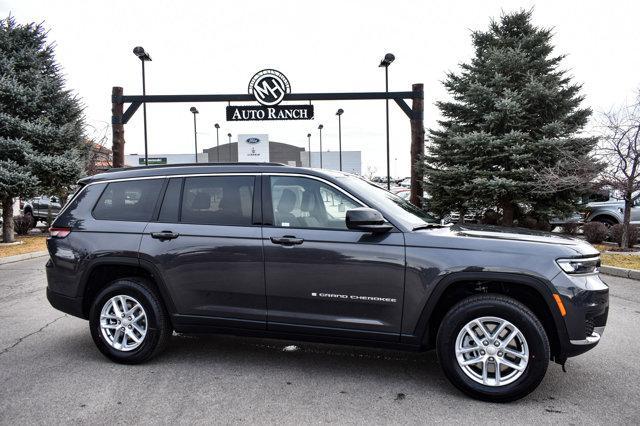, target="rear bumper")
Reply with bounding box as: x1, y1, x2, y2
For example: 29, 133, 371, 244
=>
46, 287, 85, 319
